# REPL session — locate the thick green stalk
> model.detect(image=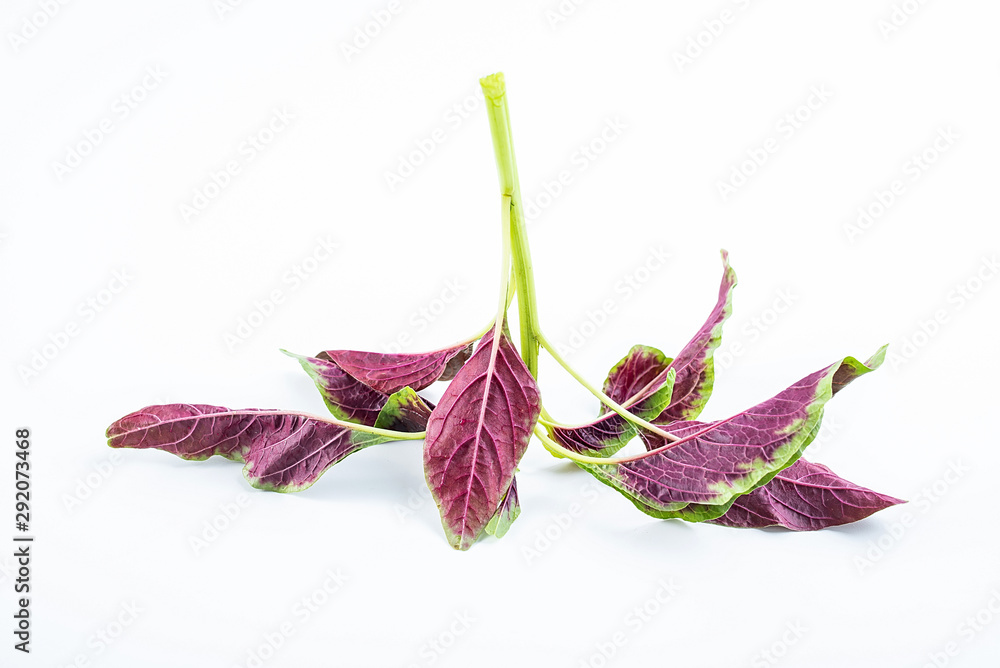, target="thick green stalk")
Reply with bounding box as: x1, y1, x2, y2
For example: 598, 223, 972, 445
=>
480, 73, 540, 377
